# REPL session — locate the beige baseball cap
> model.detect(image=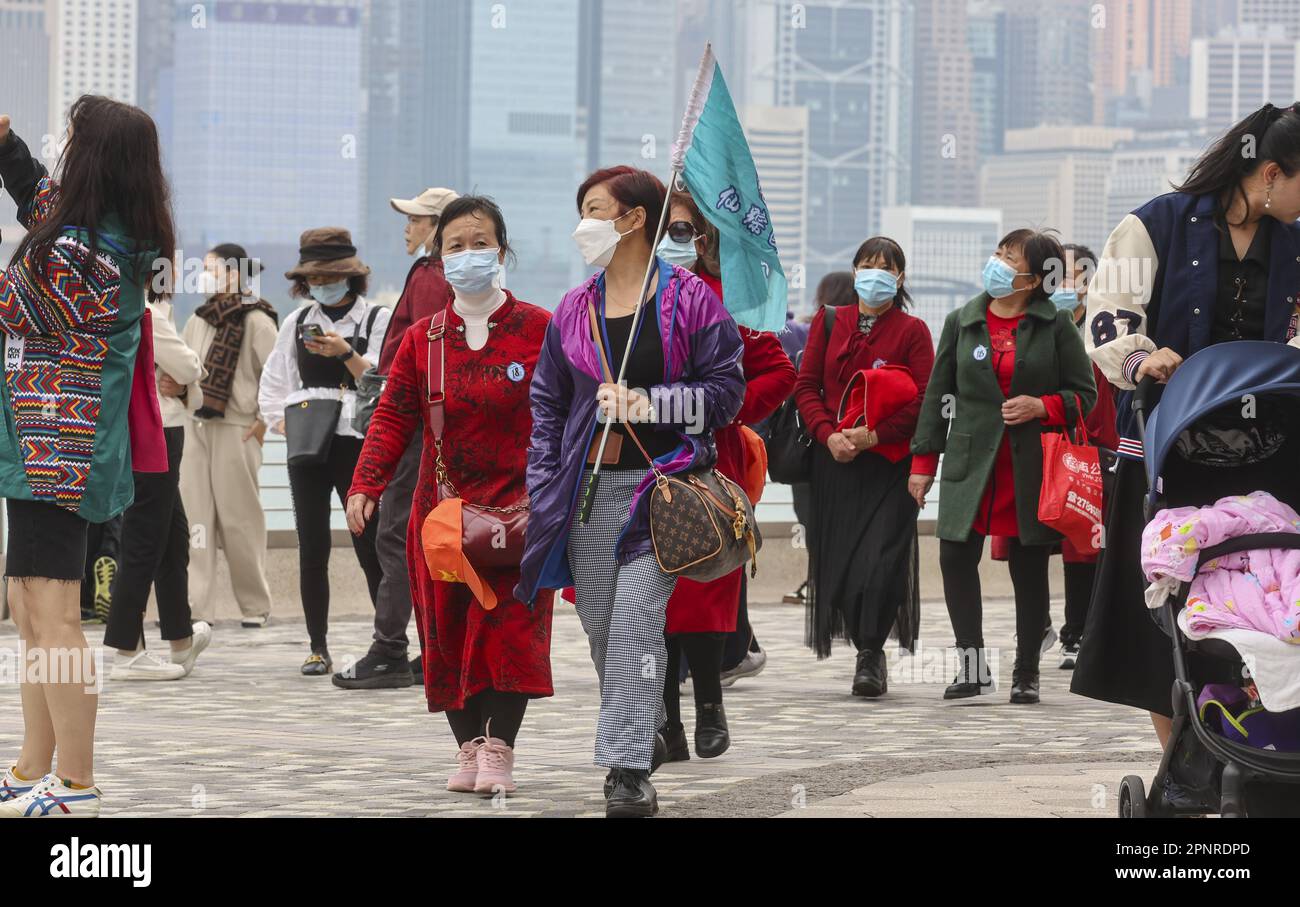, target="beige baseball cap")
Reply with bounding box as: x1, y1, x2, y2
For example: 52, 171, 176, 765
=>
390, 188, 460, 218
